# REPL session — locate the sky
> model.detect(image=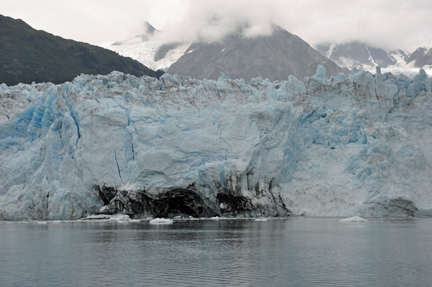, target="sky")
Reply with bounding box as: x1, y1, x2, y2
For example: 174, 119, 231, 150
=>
2, 0, 432, 51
